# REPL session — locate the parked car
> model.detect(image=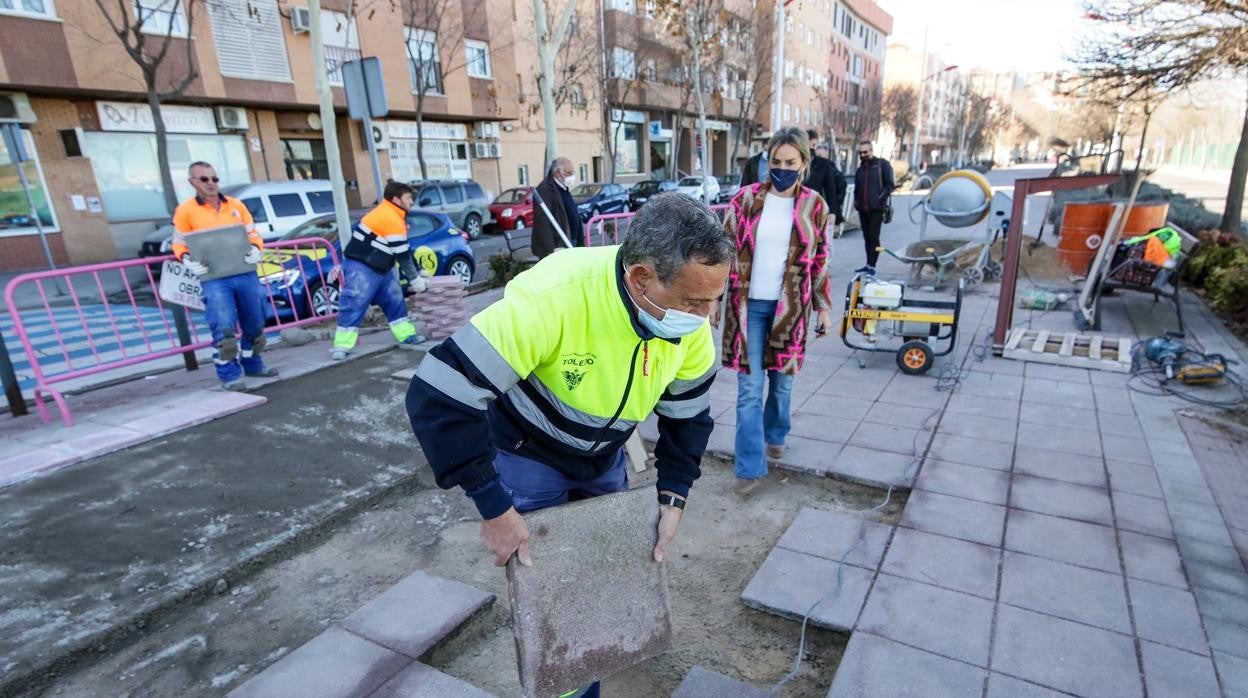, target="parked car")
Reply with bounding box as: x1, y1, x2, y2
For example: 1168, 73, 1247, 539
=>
715, 174, 741, 203
411, 179, 491, 240
674, 175, 721, 203
571, 183, 631, 221
487, 187, 534, 232
139, 180, 337, 258
627, 180, 679, 211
